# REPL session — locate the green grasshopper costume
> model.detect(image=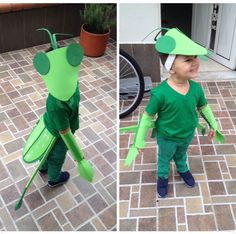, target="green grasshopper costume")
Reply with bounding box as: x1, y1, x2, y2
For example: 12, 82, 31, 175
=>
121, 28, 225, 167
15, 28, 94, 210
